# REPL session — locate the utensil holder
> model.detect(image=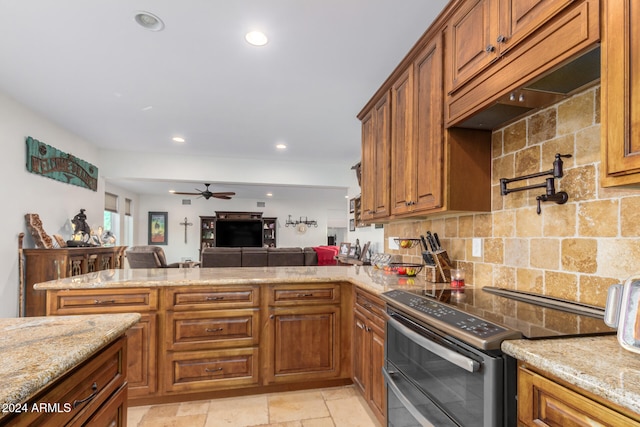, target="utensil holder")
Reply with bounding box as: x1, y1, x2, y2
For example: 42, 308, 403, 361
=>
424, 250, 452, 283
